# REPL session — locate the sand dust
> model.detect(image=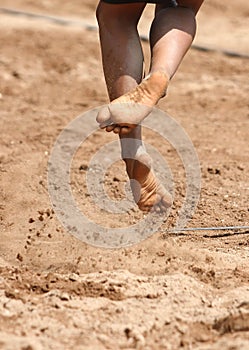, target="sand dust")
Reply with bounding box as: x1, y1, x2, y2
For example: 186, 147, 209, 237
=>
0, 0, 249, 349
